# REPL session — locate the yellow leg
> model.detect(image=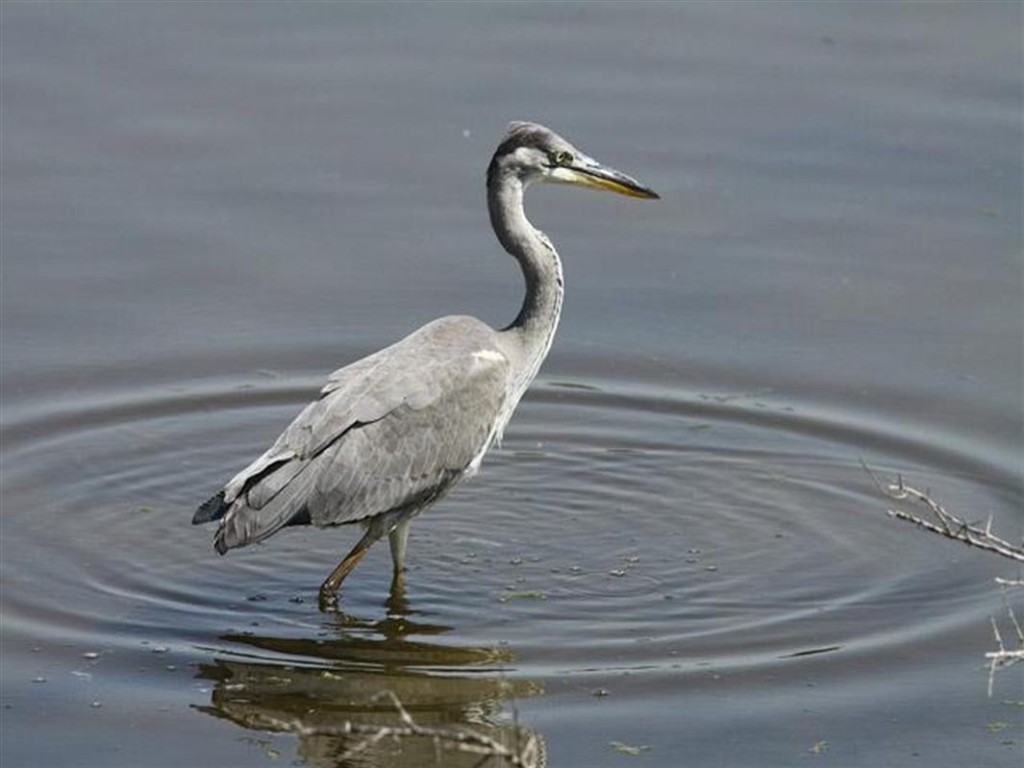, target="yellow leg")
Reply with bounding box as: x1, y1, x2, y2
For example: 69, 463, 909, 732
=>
319, 528, 376, 605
